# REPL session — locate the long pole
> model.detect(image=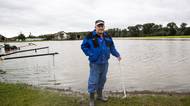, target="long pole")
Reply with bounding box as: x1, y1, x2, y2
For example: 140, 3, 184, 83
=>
119, 61, 127, 98
3, 52, 58, 60
0, 47, 49, 57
